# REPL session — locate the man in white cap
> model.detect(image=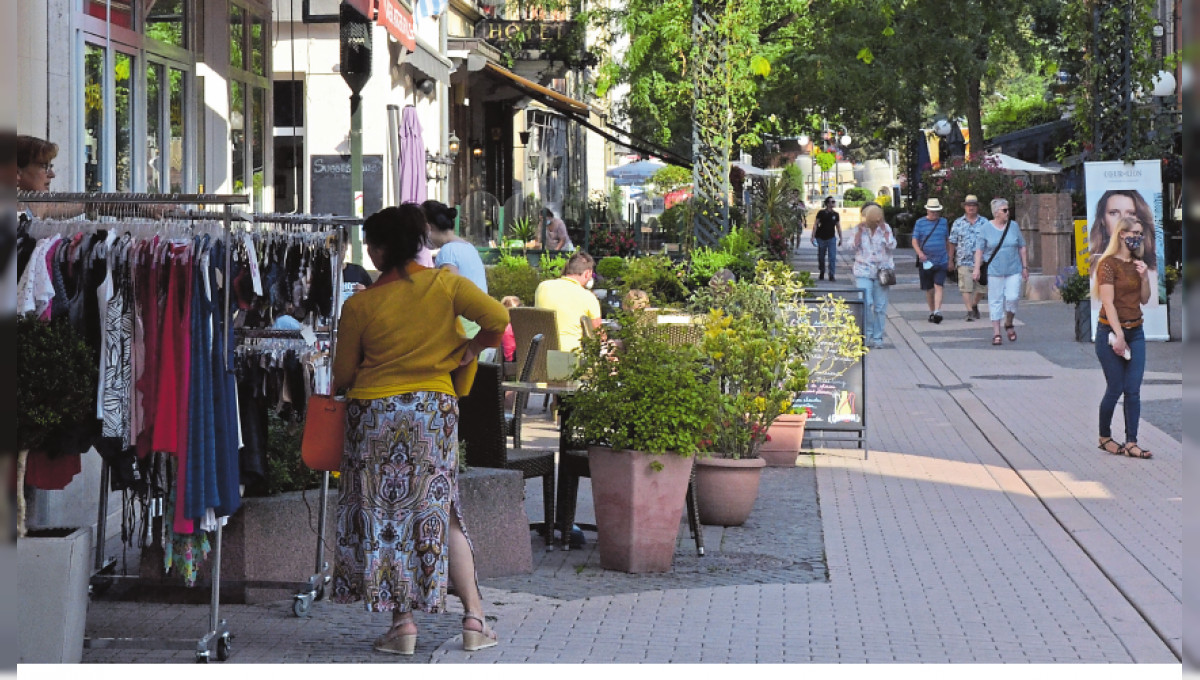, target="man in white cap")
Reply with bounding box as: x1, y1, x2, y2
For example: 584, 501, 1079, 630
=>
912, 198, 950, 323
948, 194, 988, 320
